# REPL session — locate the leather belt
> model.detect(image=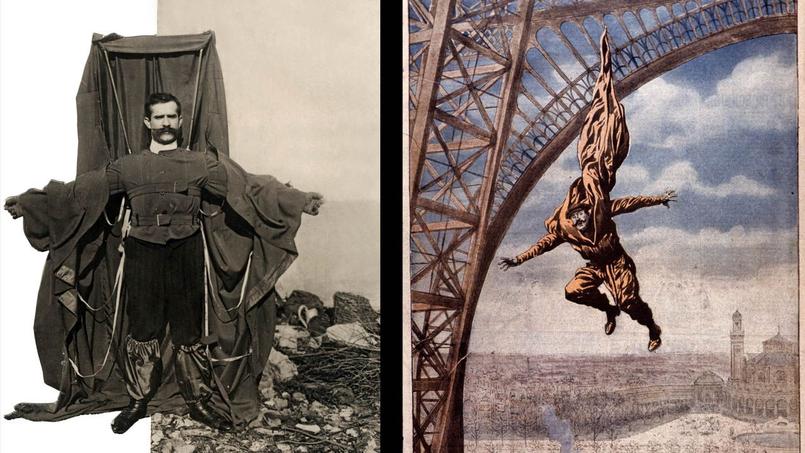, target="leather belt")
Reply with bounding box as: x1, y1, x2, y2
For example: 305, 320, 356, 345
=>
131, 213, 197, 227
